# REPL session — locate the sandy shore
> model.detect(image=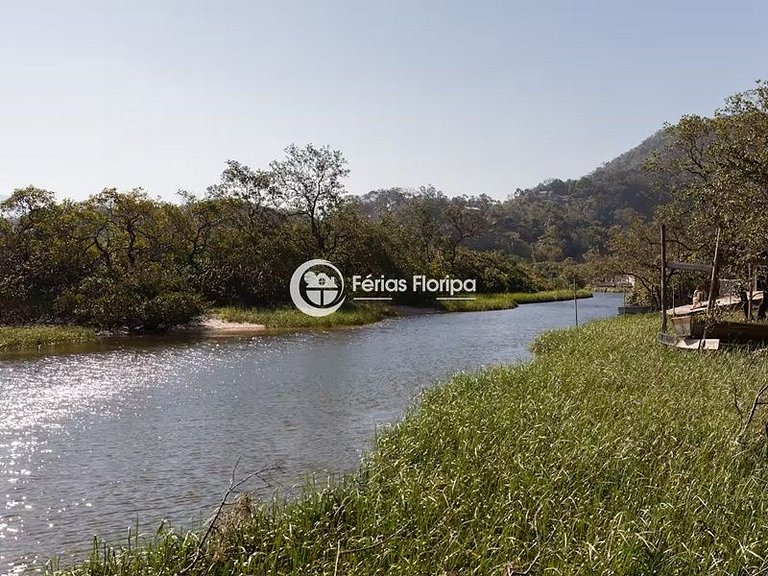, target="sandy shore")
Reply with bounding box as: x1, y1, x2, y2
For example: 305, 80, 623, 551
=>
193, 316, 267, 333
